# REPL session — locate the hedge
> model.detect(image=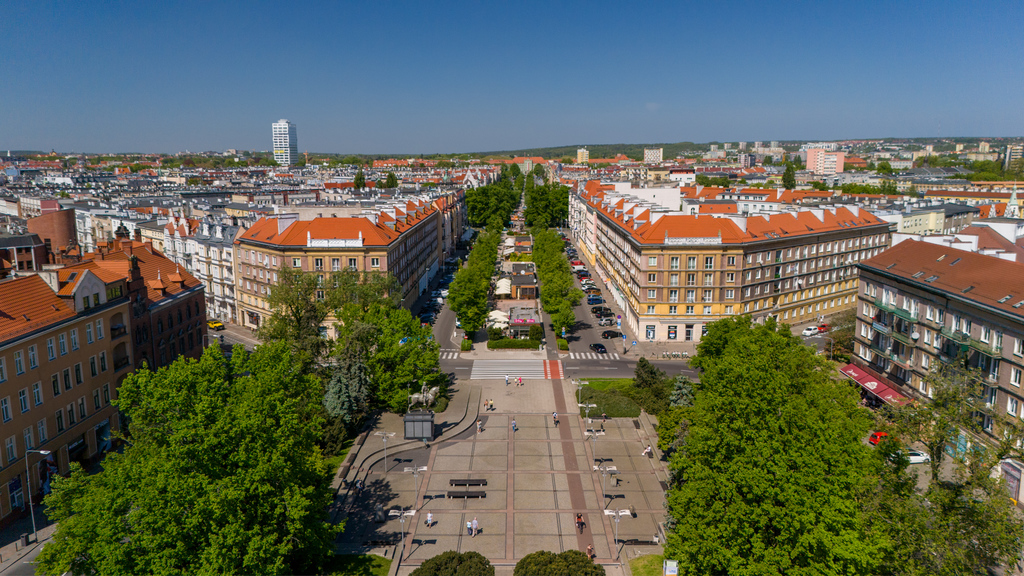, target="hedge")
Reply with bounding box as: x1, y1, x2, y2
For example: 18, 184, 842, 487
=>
460, 339, 473, 351
487, 339, 542, 350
